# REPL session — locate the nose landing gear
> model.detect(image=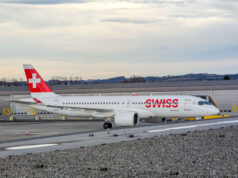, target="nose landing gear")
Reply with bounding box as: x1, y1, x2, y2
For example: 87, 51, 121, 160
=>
103, 122, 112, 129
